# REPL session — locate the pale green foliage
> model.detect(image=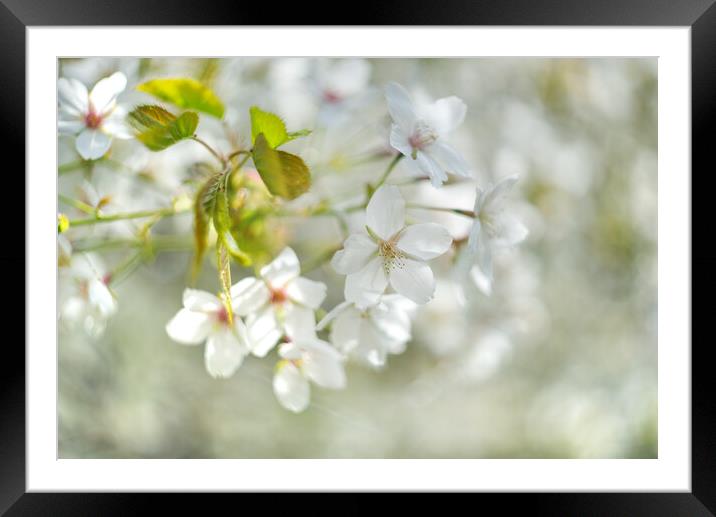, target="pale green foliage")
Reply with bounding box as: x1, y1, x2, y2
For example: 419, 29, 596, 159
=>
127, 105, 198, 151
249, 106, 311, 149
137, 78, 225, 118
251, 133, 311, 200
